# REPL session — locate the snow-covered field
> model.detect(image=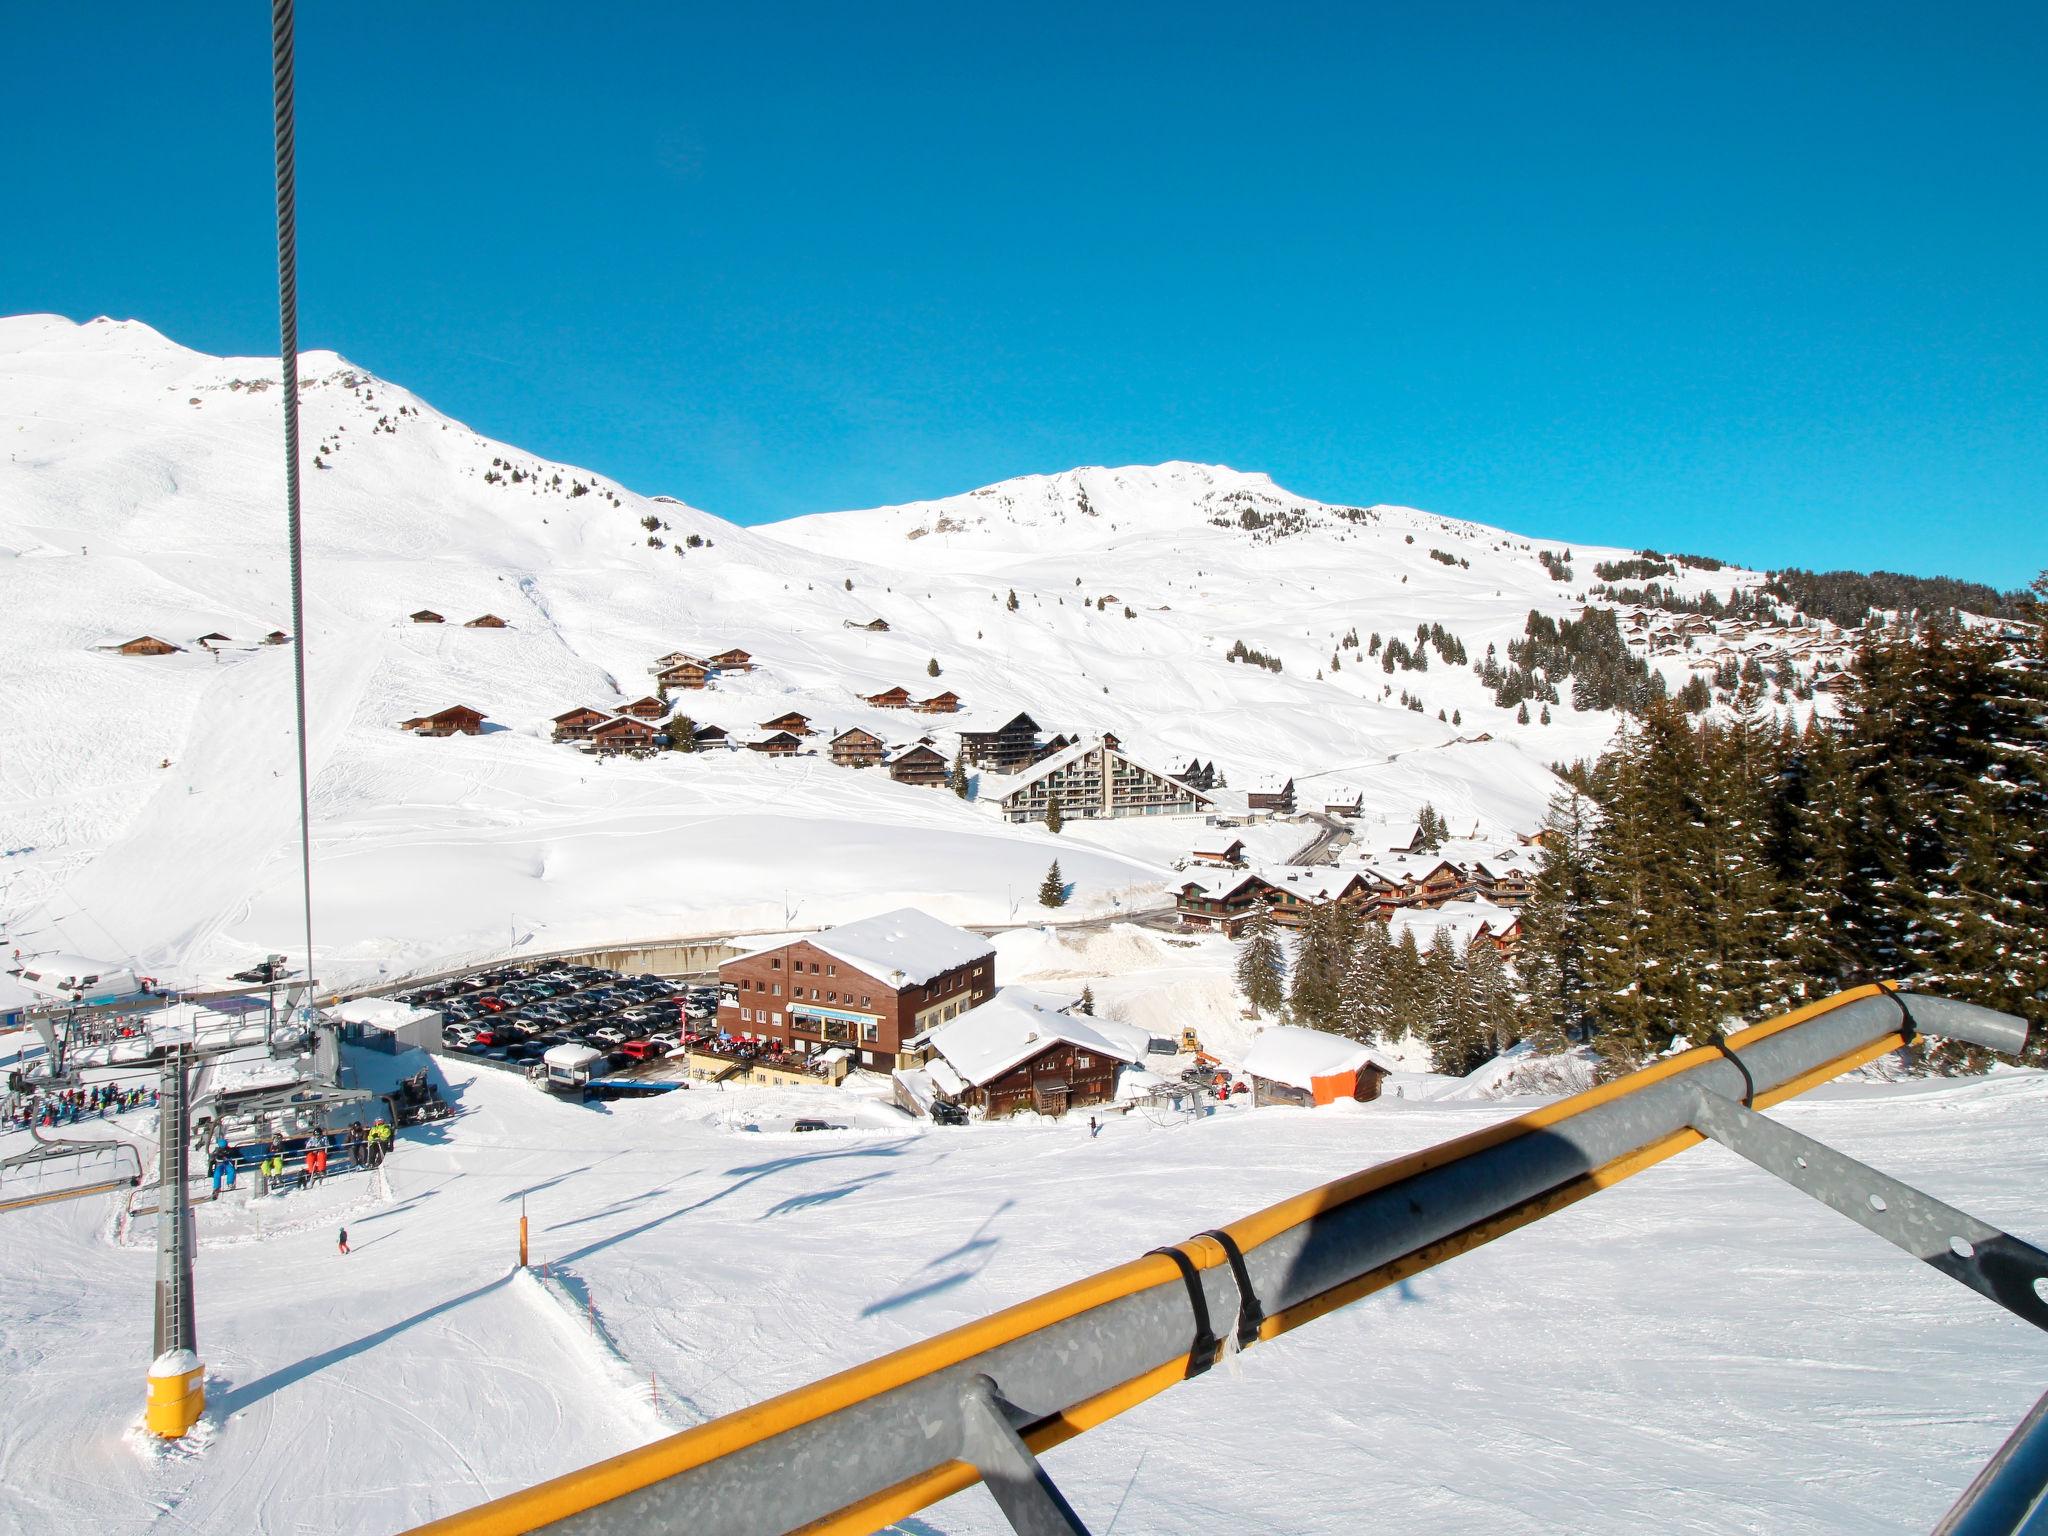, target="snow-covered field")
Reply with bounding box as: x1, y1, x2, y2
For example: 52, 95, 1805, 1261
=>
4, 1037, 2043, 1535
0, 313, 1733, 992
